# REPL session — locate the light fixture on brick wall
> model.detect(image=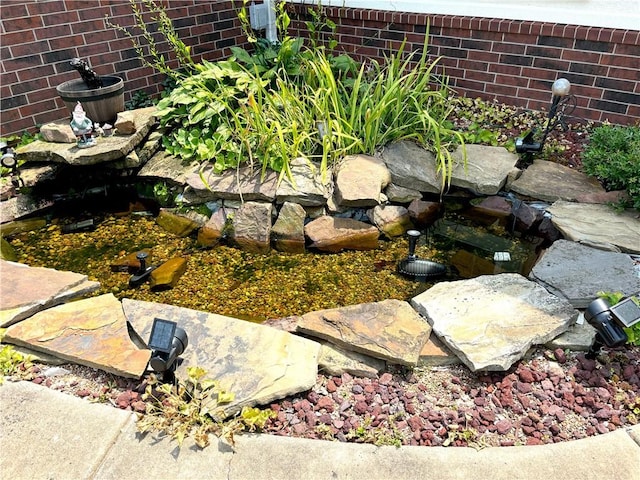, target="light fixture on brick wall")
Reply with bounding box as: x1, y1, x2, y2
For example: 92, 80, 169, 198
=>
515, 78, 574, 160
